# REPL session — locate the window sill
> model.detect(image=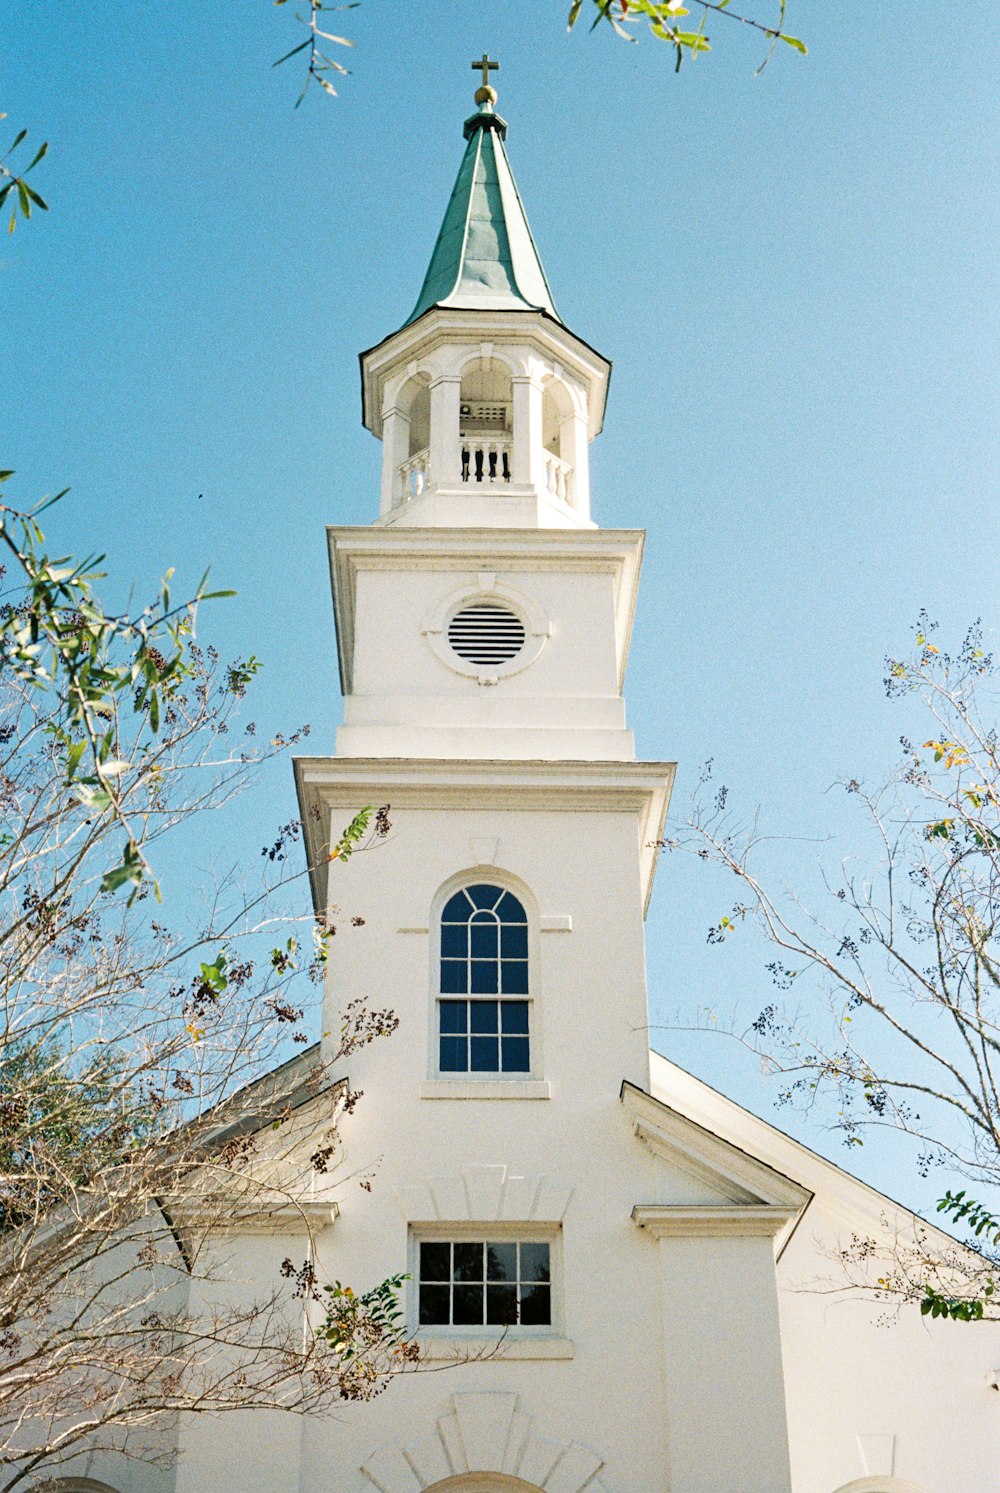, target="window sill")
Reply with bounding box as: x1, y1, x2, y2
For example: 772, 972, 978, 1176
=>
419, 1079, 551, 1100
417, 1334, 573, 1361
